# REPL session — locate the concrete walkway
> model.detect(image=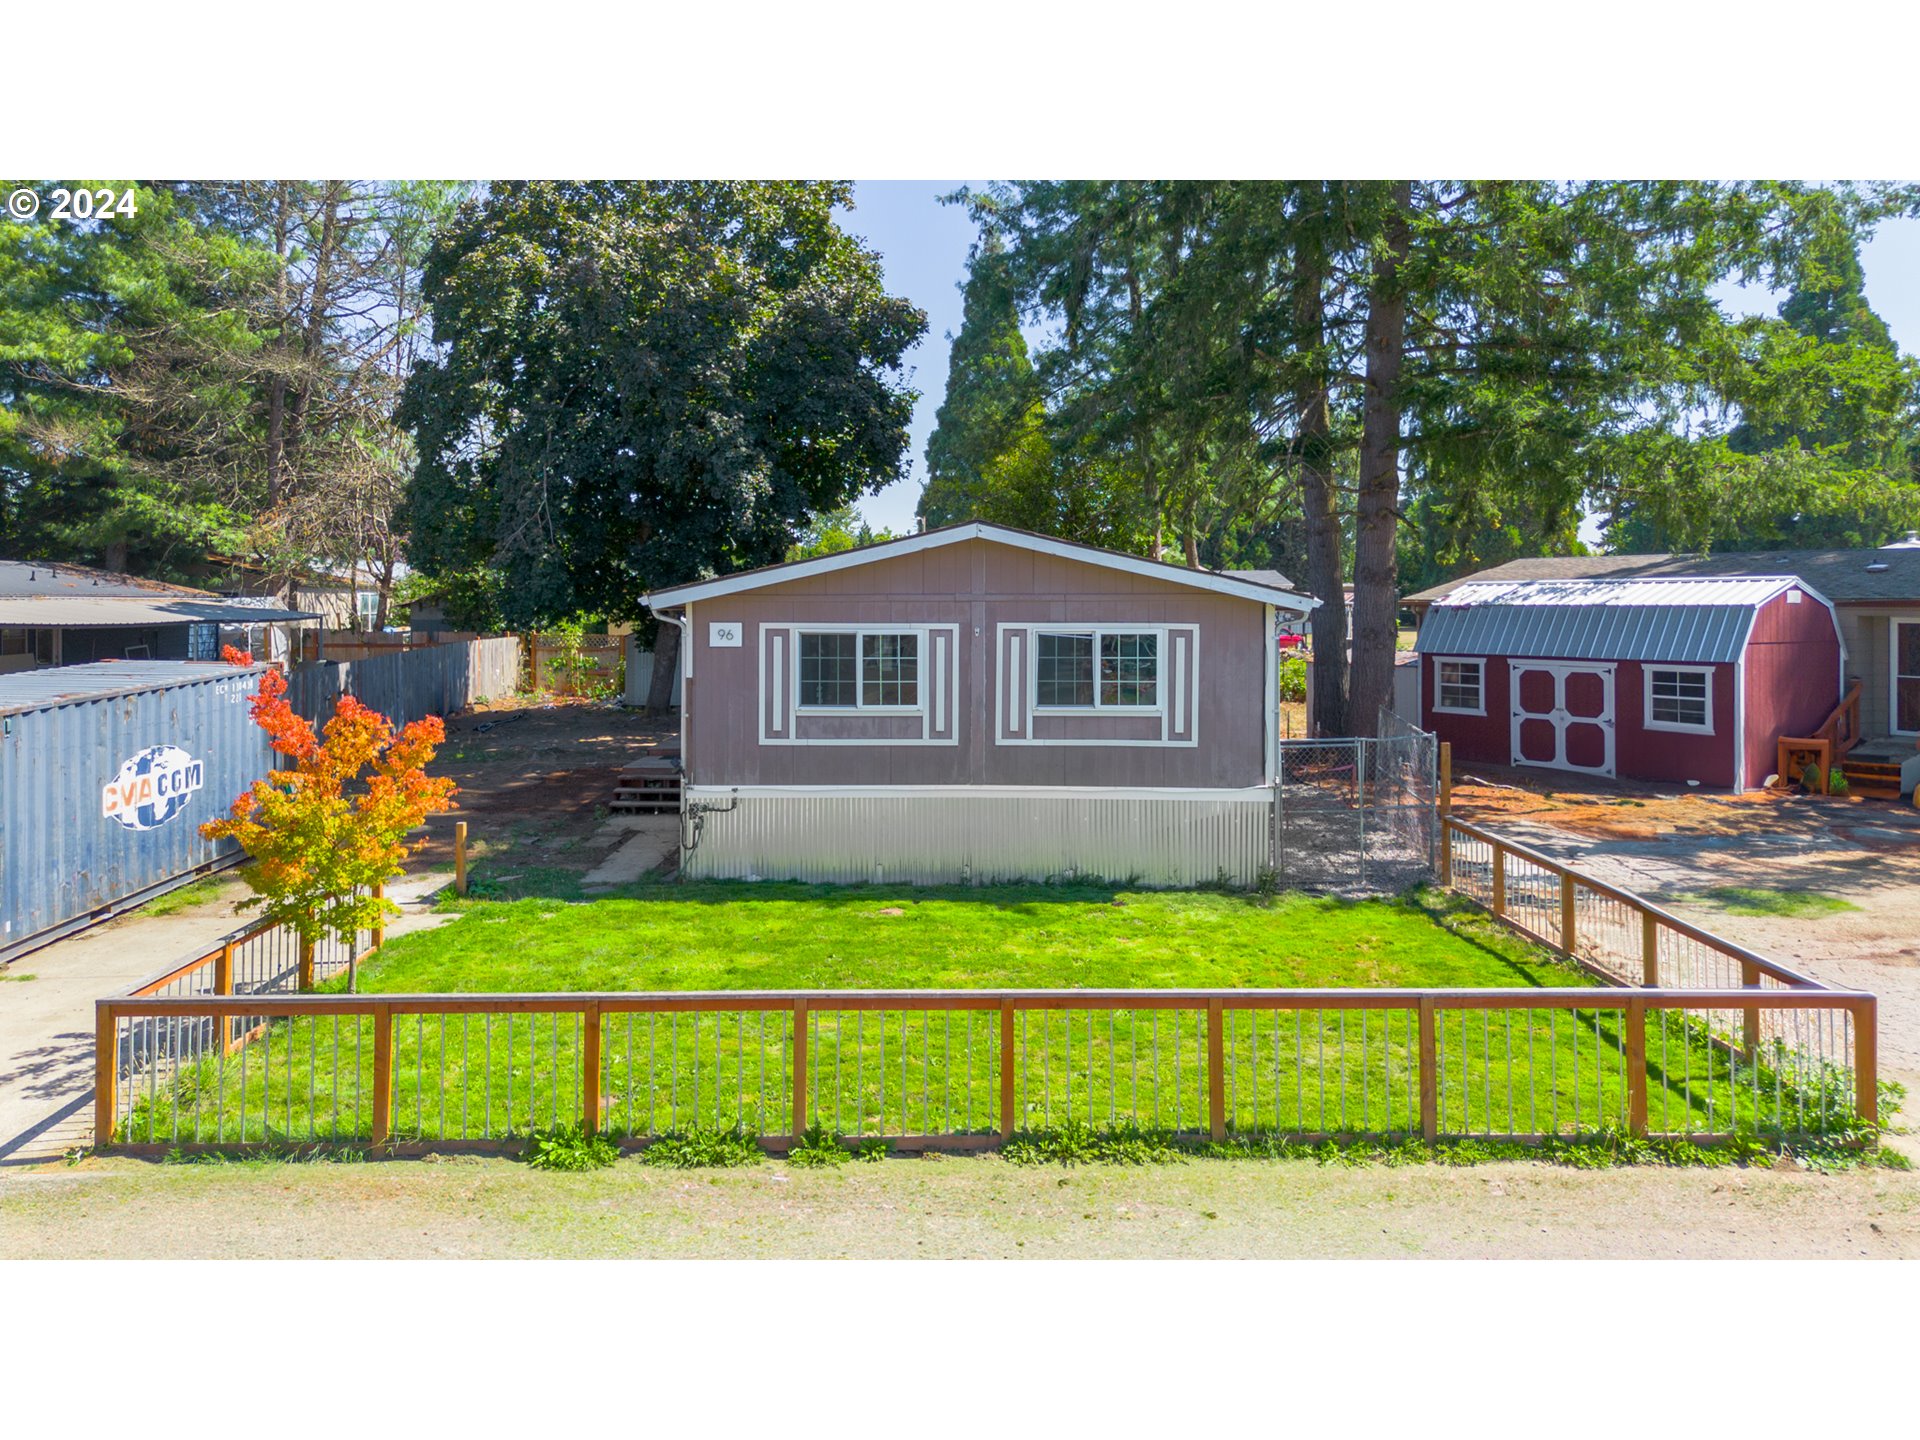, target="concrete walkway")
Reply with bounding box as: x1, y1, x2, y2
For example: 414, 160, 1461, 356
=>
0, 872, 456, 1169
